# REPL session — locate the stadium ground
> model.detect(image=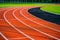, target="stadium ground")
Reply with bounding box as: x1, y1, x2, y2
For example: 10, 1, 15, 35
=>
0, 3, 60, 40
0, 7, 60, 40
